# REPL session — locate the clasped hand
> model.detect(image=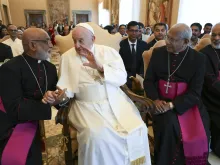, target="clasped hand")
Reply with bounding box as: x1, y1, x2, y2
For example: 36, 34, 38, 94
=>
79, 46, 104, 72
42, 87, 67, 105
154, 100, 171, 115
